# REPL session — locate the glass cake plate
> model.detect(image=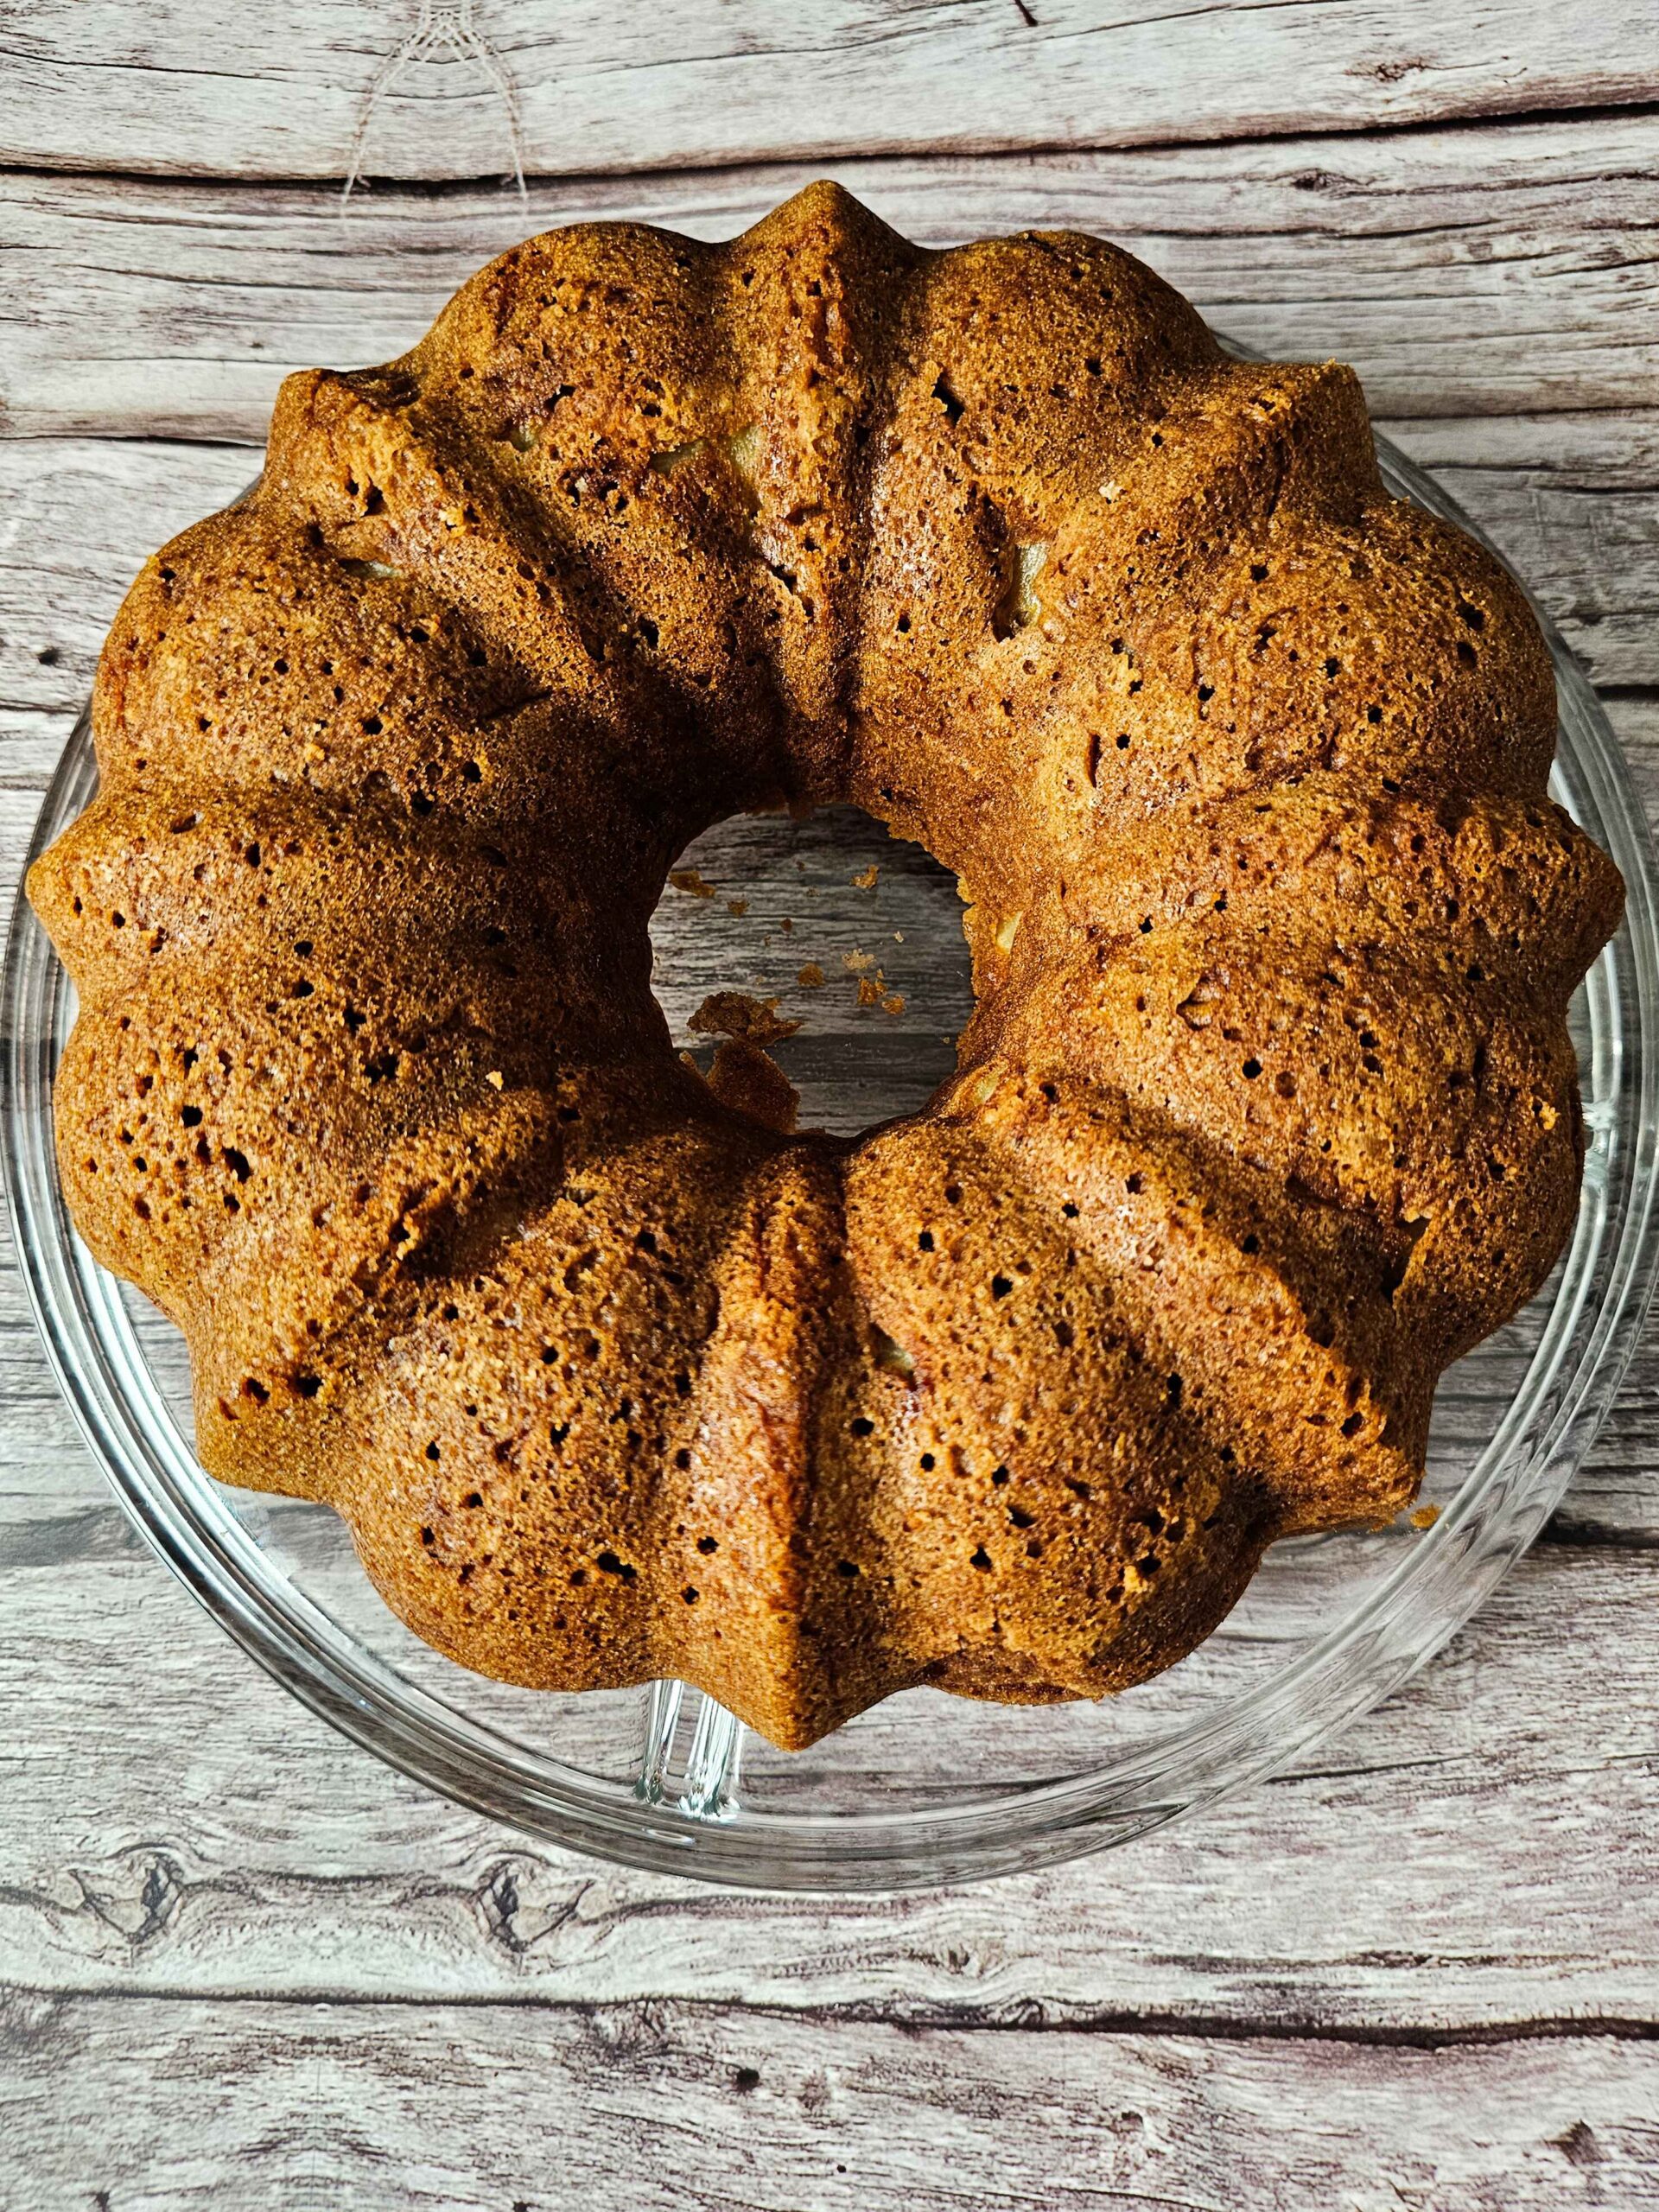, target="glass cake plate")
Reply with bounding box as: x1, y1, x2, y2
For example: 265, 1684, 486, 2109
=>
6, 406, 1657, 1892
